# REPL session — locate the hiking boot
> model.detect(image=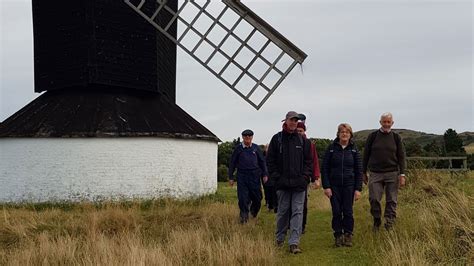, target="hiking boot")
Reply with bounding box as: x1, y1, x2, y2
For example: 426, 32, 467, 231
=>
335, 235, 344, 247
276, 240, 284, 247
373, 218, 382, 232
343, 233, 353, 247
384, 223, 393, 231
289, 244, 302, 254
384, 218, 395, 231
